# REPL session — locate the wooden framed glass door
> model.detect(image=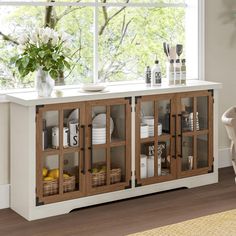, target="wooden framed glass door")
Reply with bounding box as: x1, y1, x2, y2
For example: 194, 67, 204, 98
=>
85, 98, 131, 195
135, 94, 177, 186
176, 91, 214, 178
36, 102, 86, 205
